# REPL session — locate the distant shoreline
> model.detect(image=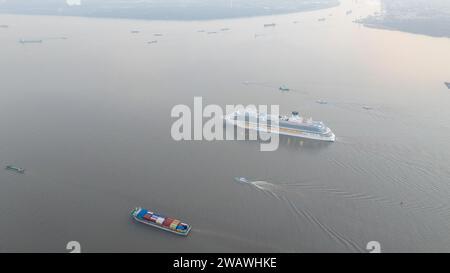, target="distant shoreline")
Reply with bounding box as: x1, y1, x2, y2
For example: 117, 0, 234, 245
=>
357, 0, 450, 39
359, 18, 450, 39
0, 1, 339, 22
